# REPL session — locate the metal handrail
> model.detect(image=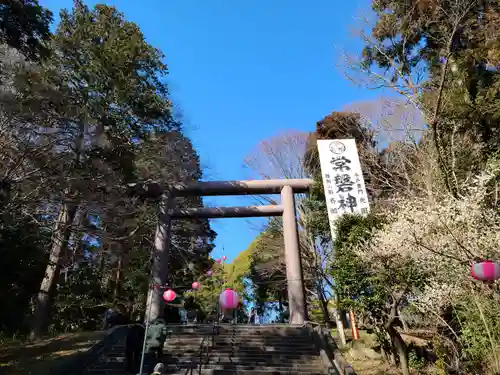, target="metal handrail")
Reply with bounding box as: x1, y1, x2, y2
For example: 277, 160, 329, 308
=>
191, 334, 207, 375
184, 314, 218, 375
